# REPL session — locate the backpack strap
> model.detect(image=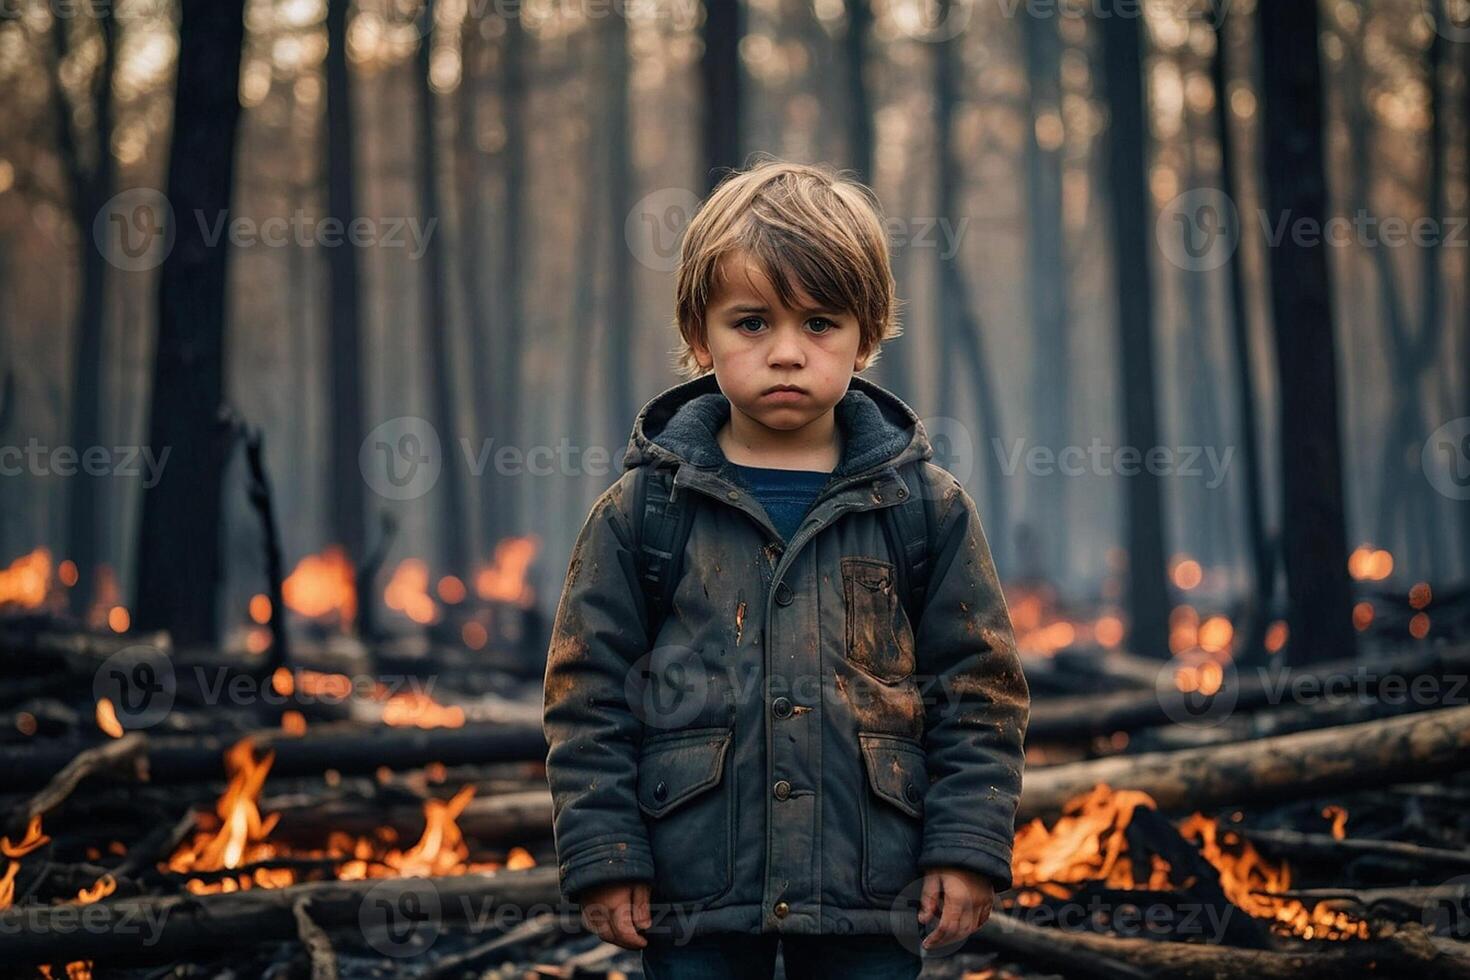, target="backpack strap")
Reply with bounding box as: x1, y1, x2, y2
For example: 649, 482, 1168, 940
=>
631, 464, 699, 641
880, 461, 938, 632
